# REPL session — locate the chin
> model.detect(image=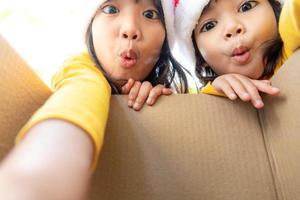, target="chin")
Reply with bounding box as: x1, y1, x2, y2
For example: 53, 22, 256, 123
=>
246, 72, 262, 80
